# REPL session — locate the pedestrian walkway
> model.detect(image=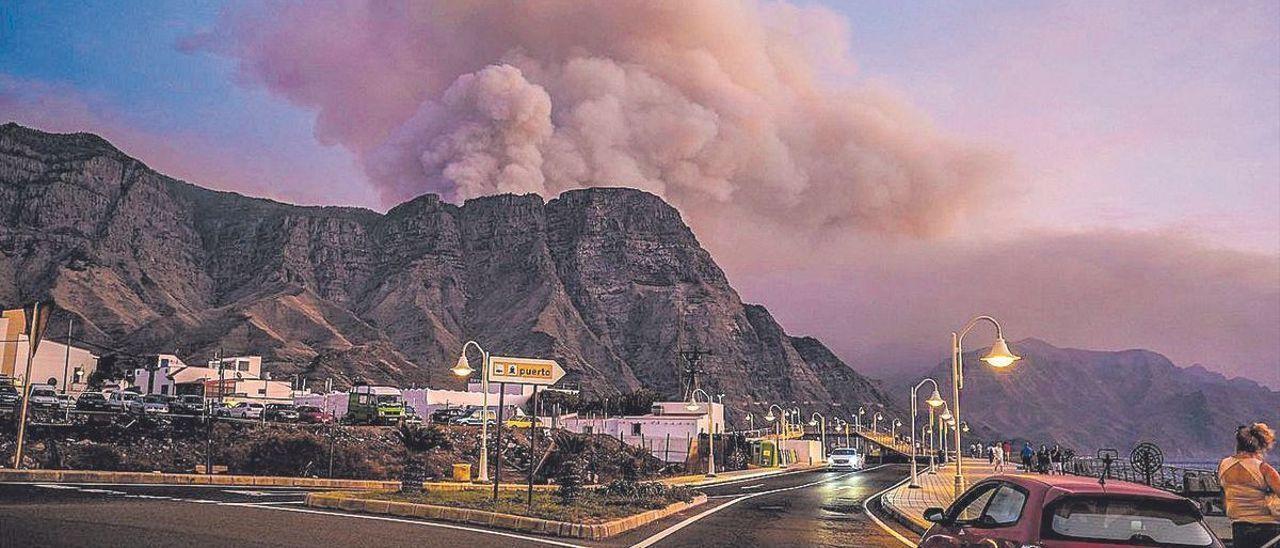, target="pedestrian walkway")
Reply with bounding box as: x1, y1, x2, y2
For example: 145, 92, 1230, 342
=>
881, 458, 996, 533
859, 430, 913, 456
